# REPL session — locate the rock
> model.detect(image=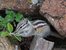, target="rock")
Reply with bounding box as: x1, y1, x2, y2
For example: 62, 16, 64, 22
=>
40, 0, 66, 17
0, 0, 38, 14
40, 0, 66, 37
0, 37, 15, 50
30, 36, 54, 50
53, 48, 66, 50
